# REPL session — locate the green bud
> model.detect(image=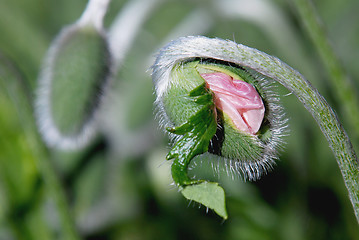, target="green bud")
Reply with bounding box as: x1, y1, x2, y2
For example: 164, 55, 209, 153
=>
36, 25, 111, 150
